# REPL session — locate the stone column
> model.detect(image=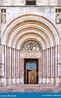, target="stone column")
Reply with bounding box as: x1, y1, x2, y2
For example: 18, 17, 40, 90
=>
43, 49, 47, 84
19, 51, 21, 84
6, 47, 10, 85
42, 50, 45, 84
46, 48, 49, 84
52, 47, 55, 85
9, 47, 12, 85
15, 49, 17, 84
13, 48, 16, 84
50, 47, 53, 84
11, 48, 14, 84
4, 46, 7, 85
48, 48, 51, 84
45, 49, 47, 84
51, 47, 56, 85
16, 50, 20, 84
18, 50, 20, 84
55, 45, 59, 86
